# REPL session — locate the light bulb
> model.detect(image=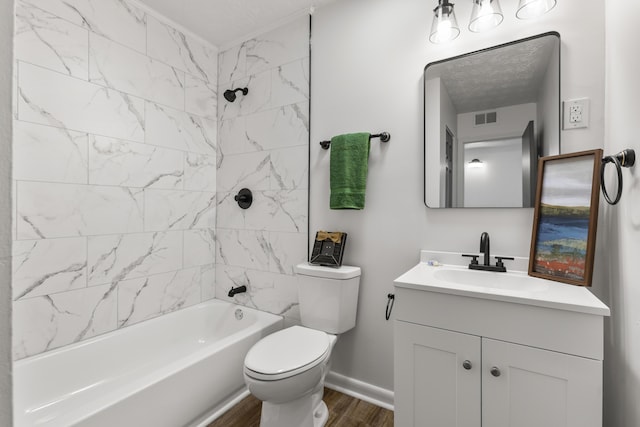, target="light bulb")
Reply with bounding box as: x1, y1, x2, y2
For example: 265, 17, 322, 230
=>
429, 1, 460, 44
481, 1, 494, 15
437, 19, 453, 41
469, 0, 503, 33
516, 0, 557, 19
